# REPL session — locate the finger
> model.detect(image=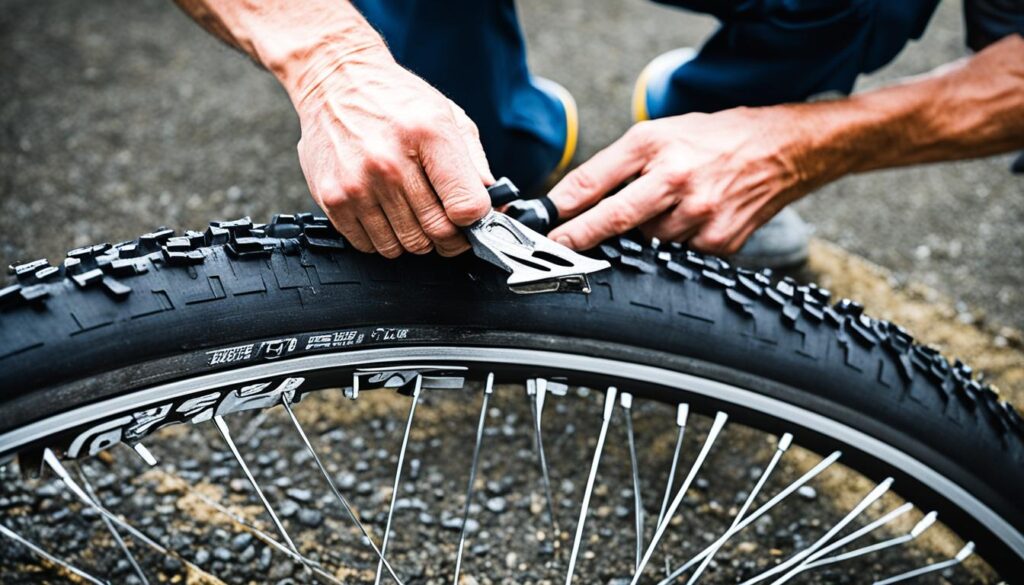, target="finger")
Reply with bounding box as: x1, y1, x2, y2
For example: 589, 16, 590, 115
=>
691, 201, 778, 256
378, 183, 434, 255
358, 205, 405, 258
639, 214, 703, 245
638, 199, 715, 242
449, 102, 495, 184
548, 172, 675, 250
403, 168, 471, 257
419, 129, 492, 226
546, 123, 651, 220
328, 211, 375, 254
